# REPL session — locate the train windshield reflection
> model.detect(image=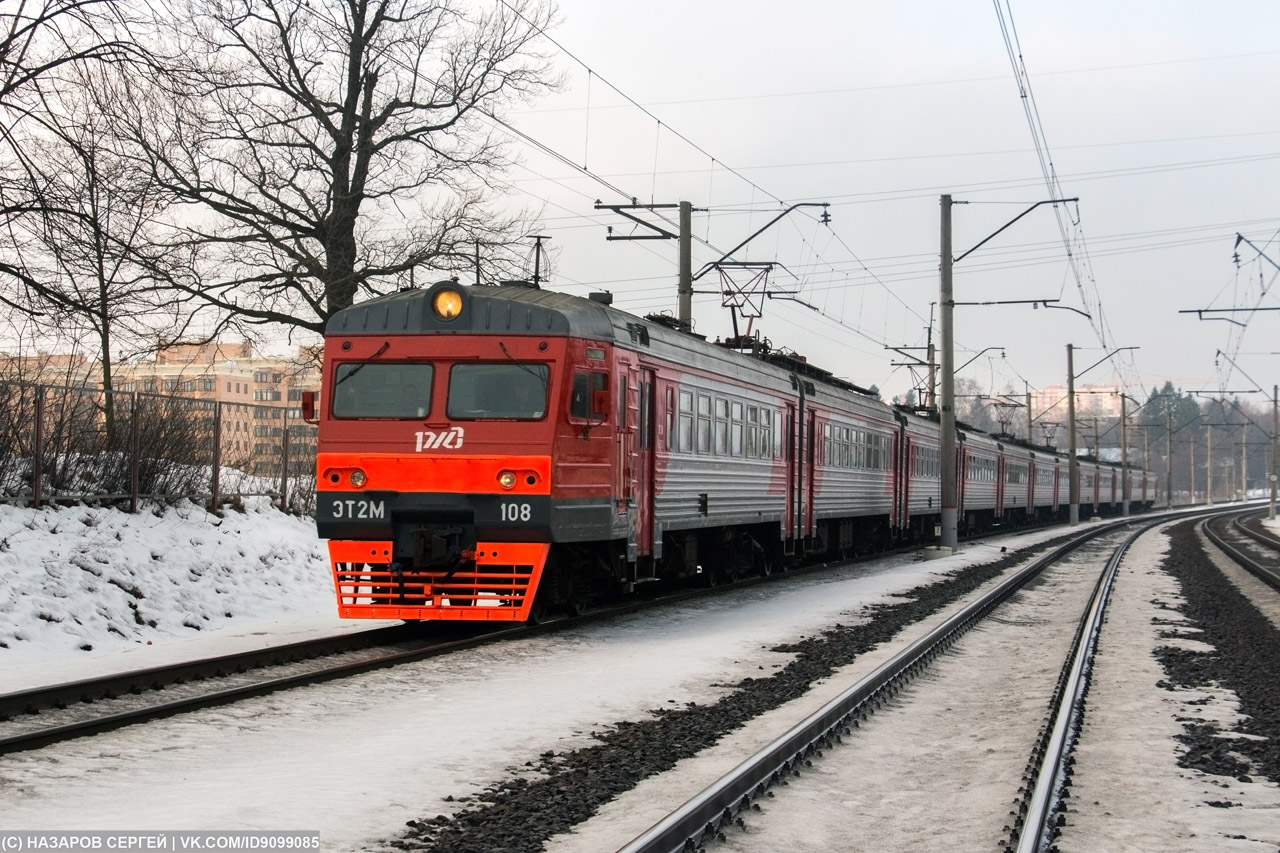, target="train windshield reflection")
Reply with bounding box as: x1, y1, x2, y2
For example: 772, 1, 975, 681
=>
332, 362, 434, 419
448, 363, 549, 420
